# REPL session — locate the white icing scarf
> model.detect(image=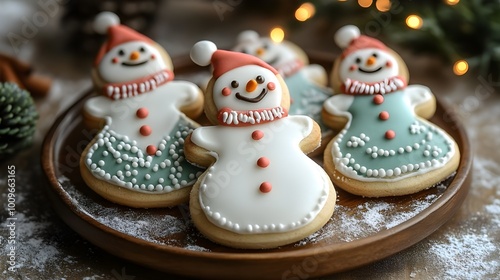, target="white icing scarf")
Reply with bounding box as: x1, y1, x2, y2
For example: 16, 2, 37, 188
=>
342, 76, 406, 95
275, 59, 304, 78
217, 106, 288, 126
102, 69, 174, 100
